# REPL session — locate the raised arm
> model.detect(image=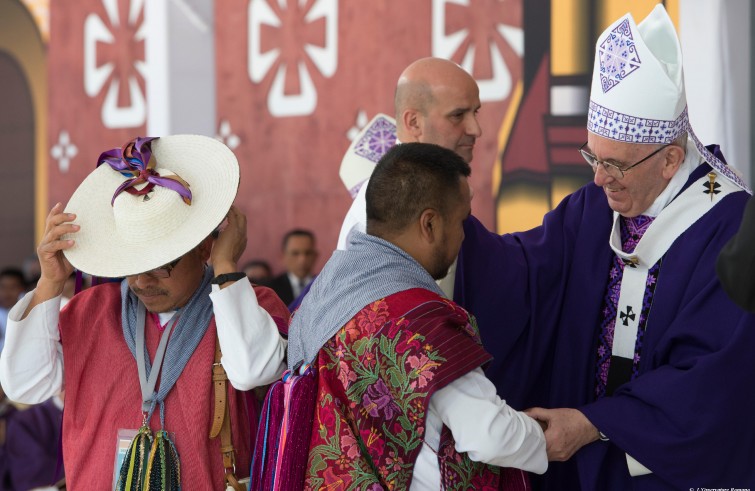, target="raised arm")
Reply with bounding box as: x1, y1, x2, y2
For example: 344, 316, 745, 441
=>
209, 206, 287, 390
0, 203, 76, 403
